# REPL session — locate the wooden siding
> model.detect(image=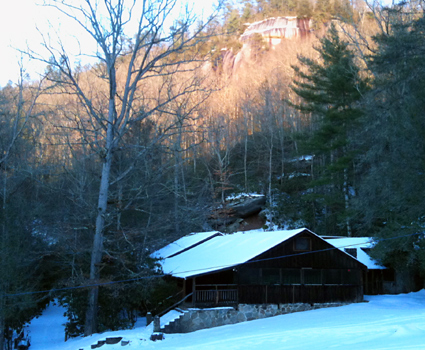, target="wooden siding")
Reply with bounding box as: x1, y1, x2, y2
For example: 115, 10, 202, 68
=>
246, 231, 366, 271
238, 284, 363, 304
364, 269, 395, 295
238, 267, 362, 286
